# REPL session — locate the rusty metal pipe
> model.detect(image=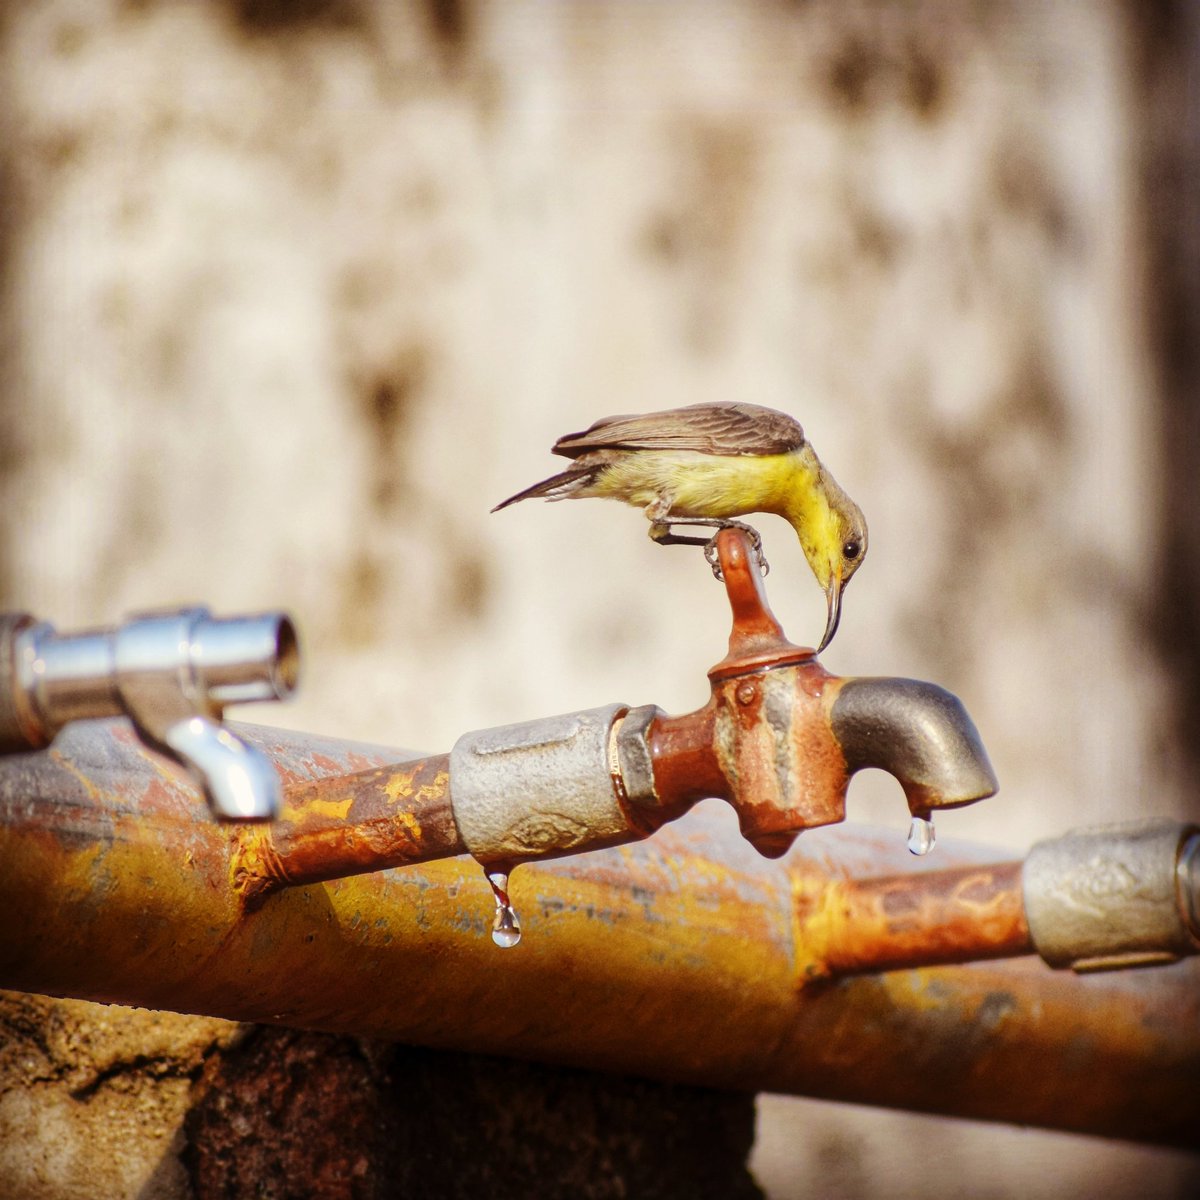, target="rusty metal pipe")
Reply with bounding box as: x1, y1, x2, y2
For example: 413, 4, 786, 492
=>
800, 860, 1032, 976
801, 821, 1200, 977
0, 719, 1197, 1148
236, 751, 460, 907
